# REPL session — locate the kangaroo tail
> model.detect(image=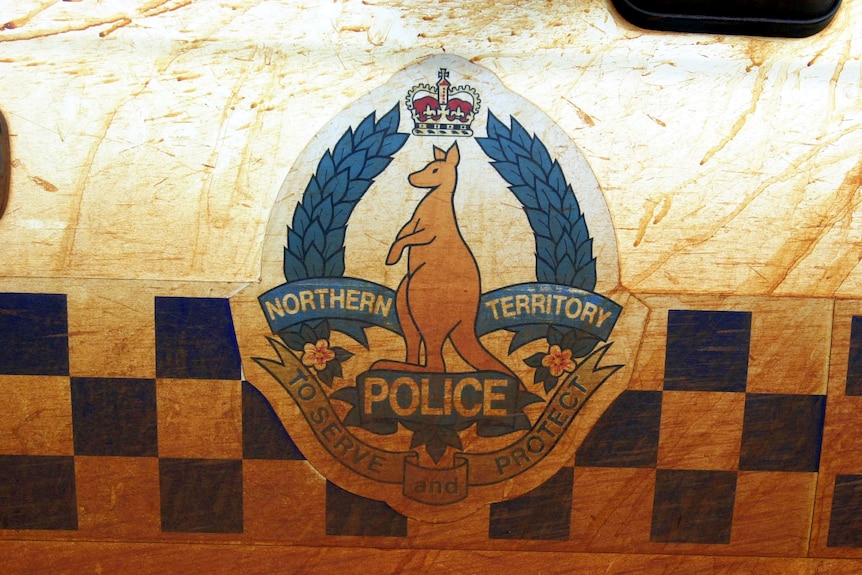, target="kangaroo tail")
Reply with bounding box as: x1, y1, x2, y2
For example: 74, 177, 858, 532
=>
450, 323, 517, 380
